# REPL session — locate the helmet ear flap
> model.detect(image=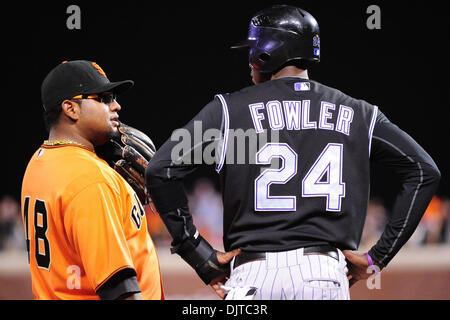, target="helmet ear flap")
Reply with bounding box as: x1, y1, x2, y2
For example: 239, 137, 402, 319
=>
249, 40, 288, 74
249, 47, 275, 73
258, 53, 271, 62
249, 51, 261, 71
